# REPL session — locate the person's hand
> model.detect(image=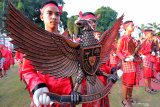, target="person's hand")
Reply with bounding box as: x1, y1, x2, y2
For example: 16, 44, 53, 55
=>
111, 67, 116, 74
116, 69, 123, 79
33, 87, 50, 107
140, 55, 146, 60
124, 55, 134, 62
157, 51, 160, 57
107, 74, 118, 83
151, 51, 156, 56
112, 53, 117, 56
